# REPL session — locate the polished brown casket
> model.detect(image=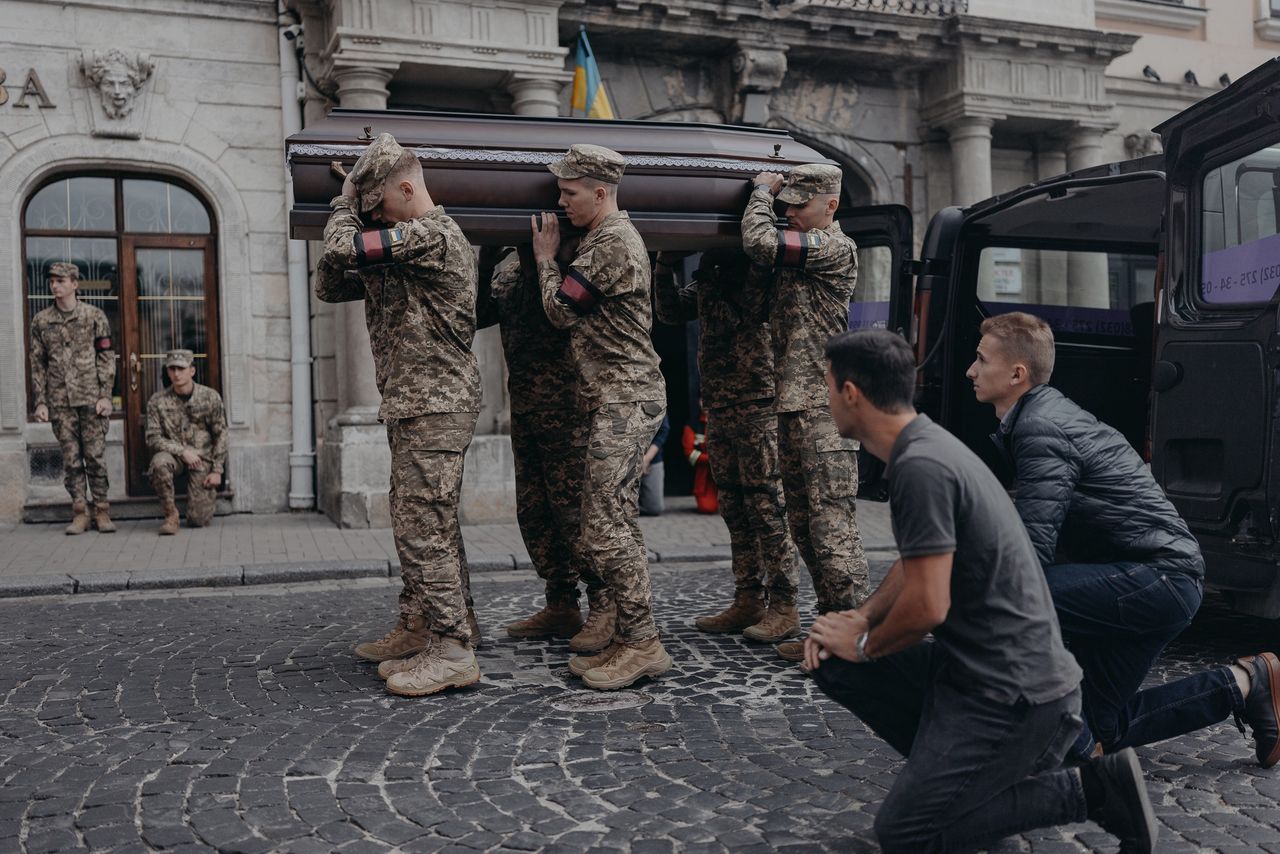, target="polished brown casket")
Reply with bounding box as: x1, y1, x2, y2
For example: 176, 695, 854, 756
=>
286, 109, 834, 248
